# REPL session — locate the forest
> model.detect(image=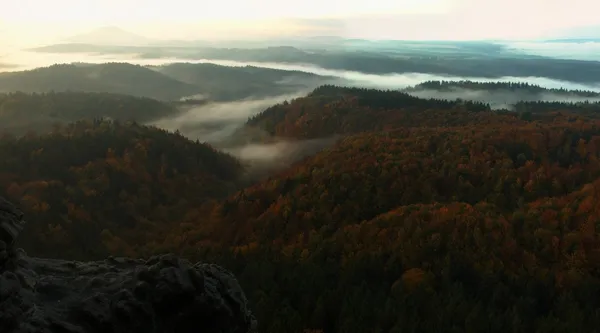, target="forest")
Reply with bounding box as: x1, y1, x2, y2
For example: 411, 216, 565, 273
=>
3, 84, 600, 332
0, 62, 325, 101
30, 42, 600, 84
0, 91, 180, 134
405, 80, 600, 97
